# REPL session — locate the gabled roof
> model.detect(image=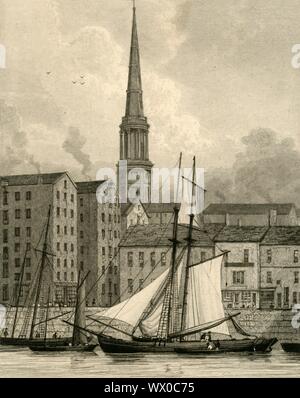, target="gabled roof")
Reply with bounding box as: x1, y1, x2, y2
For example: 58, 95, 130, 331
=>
214, 226, 269, 242
262, 227, 300, 245
0, 172, 76, 188
120, 223, 214, 247
76, 180, 106, 194
203, 203, 295, 216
